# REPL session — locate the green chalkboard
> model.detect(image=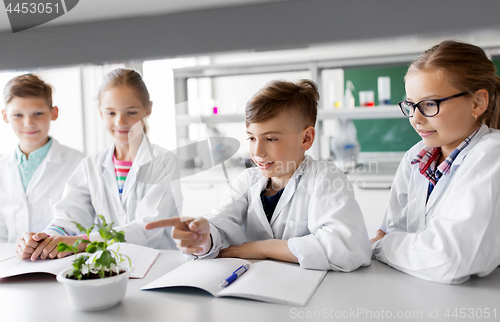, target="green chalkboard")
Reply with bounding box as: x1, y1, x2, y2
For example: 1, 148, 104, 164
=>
344, 65, 421, 152
345, 59, 500, 152
493, 59, 500, 77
